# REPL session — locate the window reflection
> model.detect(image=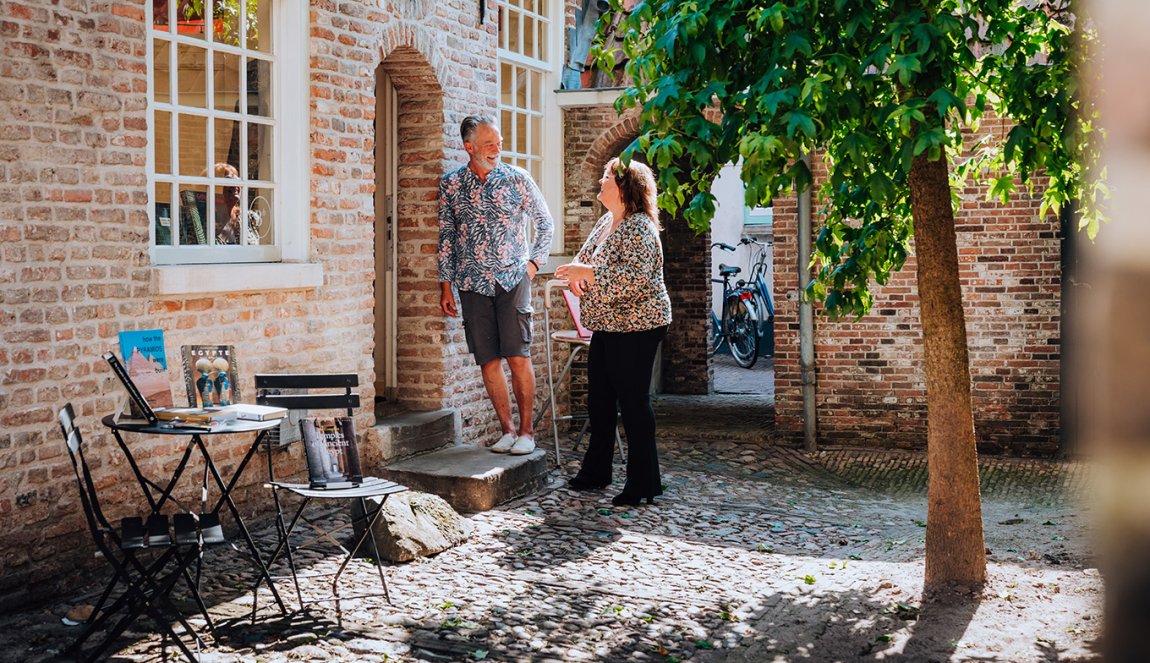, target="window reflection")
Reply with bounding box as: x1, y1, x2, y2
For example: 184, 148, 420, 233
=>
176, 0, 207, 40
249, 59, 271, 116
176, 43, 207, 108
248, 0, 271, 53
153, 0, 170, 28
247, 188, 274, 245
155, 181, 173, 245
153, 39, 171, 104
215, 0, 242, 46
178, 114, 207, 176
248, 123, 272, 181
154, 111, 172, 174
214, 51, 241, 112
178, 183, 209, 245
